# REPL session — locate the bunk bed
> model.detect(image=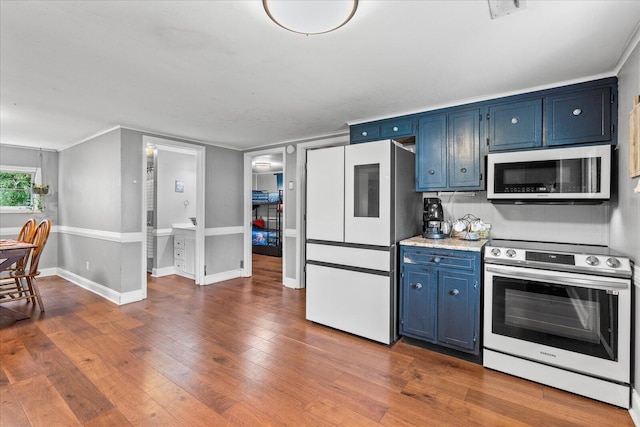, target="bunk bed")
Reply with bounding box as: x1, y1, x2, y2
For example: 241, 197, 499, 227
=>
252, 189, 282, 257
